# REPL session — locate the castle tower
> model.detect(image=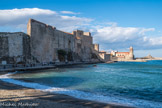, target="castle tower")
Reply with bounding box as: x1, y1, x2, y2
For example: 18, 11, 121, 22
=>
93, 44, 99, 52
129, 46, 134, 60
72, 30, 83, 37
